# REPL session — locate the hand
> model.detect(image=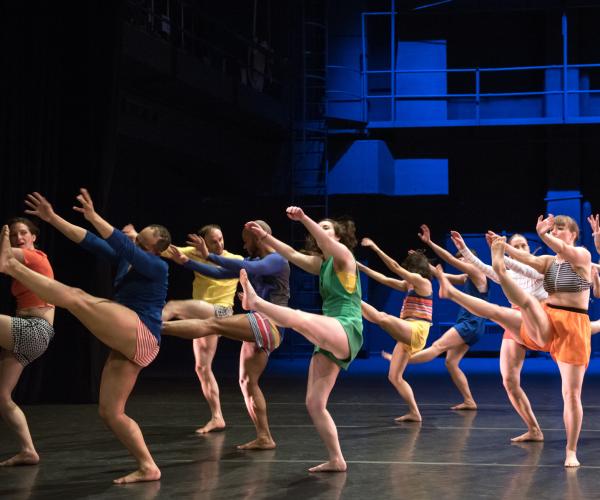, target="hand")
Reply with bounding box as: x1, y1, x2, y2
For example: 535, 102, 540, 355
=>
185, 233, 209, 259
245, 221, 268, 240
588, 214, 600, 237
418, 224, 431, 244
24, 192, 56, 222
450, 231, 466, 250
485, 230, 499, 248
536, 214, 555, 236
72, 188, 97, 221
361, 237, 376, 249
122, 224, 138, 243
286, 206, 306, 221
164, 245, 189, 265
